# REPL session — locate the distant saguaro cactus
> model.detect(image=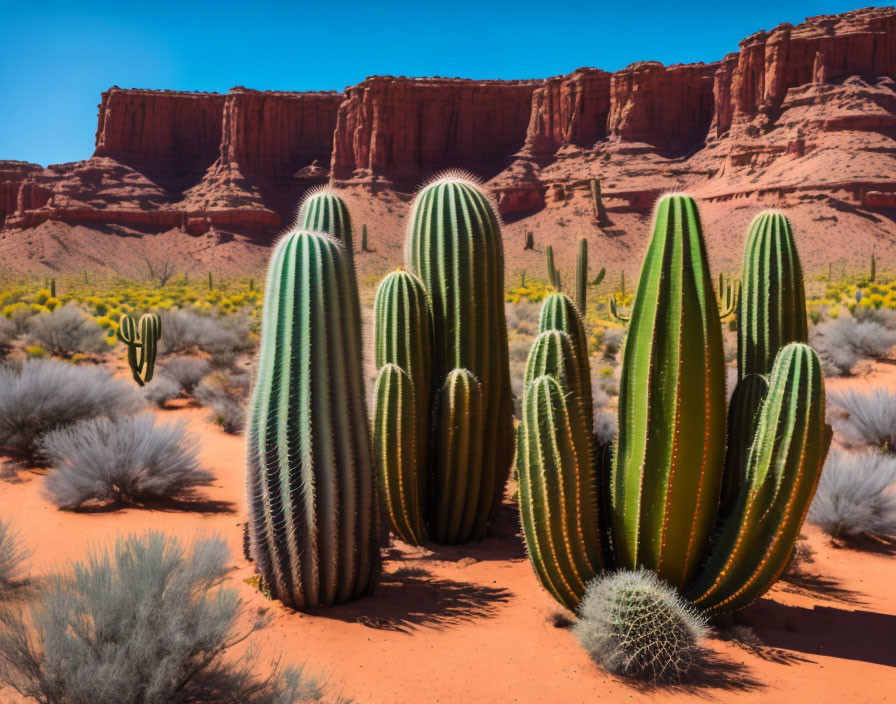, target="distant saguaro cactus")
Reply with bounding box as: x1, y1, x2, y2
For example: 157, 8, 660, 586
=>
117, 313, 161, 387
